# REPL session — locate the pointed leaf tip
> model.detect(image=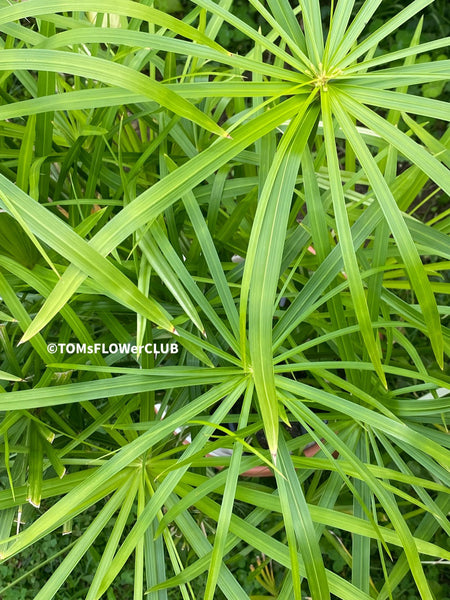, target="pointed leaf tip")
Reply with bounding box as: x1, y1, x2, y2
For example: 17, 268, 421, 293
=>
271, 451, 277, 467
